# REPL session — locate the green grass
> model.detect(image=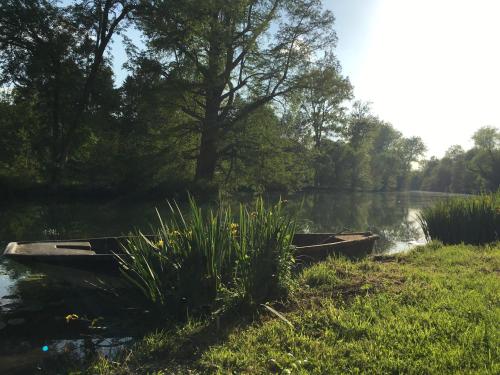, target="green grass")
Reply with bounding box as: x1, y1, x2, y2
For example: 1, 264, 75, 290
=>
69, 242, 500, 374
419, 192, 500, 245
